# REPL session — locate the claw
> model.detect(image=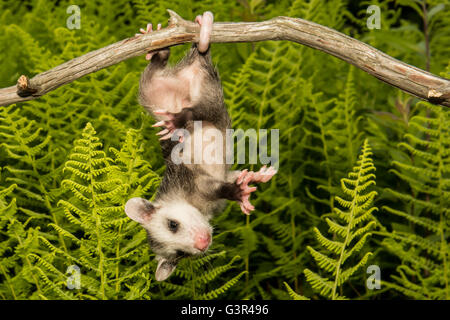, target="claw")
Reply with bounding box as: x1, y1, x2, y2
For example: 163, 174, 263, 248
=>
236, 169, 248, 185
159, 133, 172, 140
242, 173, 253, 186
137, 22, 165, 60
242, 186, 257, 195
156, 129, 169, 136
252, 165, 277, 183
240, 203, 250, 215
240, 193, 255, 214
152, 111, 181, 141
154, 109, 172, 118
152, 121, 165, 127
139, 23, 153, 35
